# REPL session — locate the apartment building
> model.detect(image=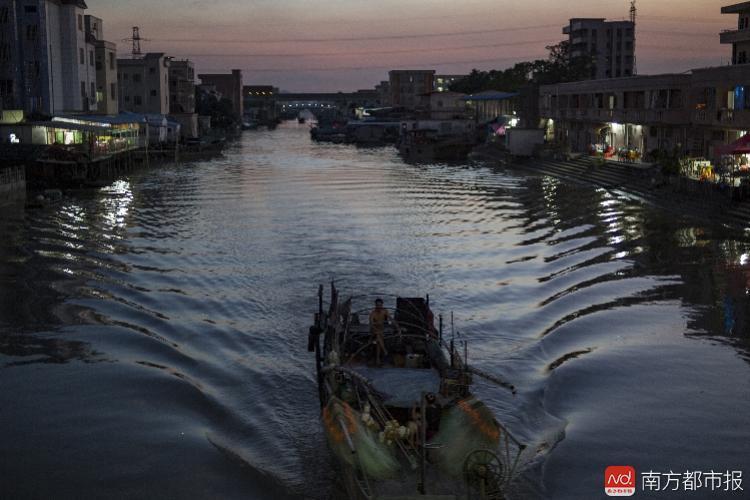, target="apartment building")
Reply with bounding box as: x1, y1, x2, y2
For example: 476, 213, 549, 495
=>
117, 52, 170, 114
168, 59, 197, 138
389, 70, 435, 109
721, 1, 750, 64
563, 18, 635, 79
0, 0, 97, 114
85, 15, 117, 114
168, 59, 195, 114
